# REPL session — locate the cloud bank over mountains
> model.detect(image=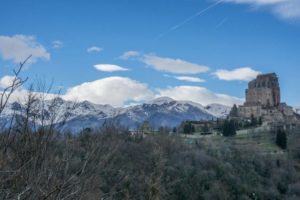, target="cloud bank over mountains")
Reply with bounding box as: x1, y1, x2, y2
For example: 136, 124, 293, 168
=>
63, 77, 153, 107
1, 75, 243, 107
62, 76, 243, 107
157, 85, 243, 106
